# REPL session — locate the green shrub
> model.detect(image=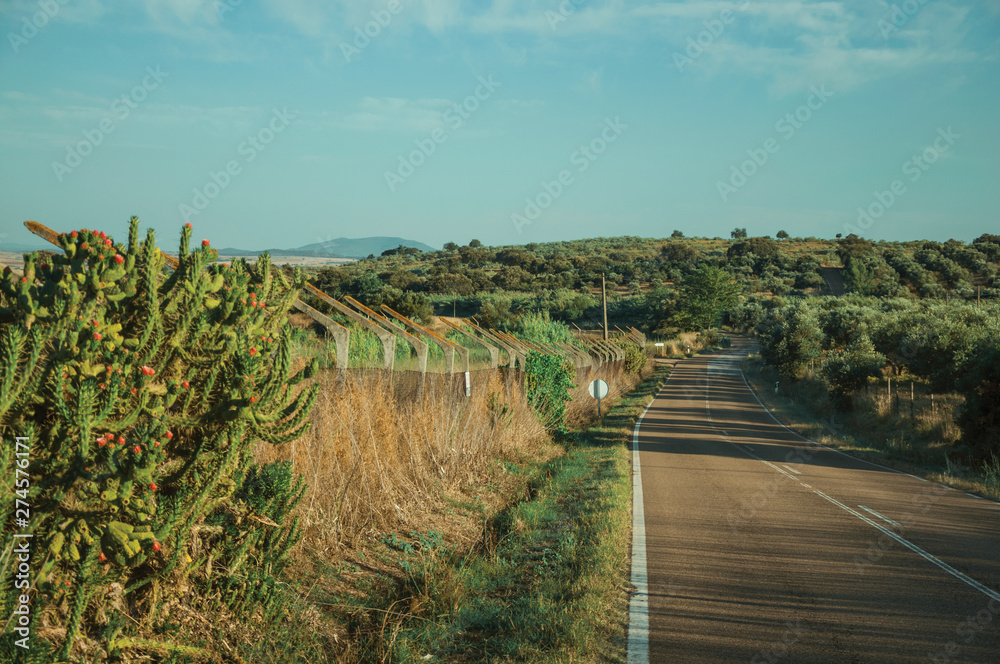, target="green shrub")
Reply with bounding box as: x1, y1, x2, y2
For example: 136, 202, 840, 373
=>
615, 338, 648, 375
821, 337, 886, 410
0, 218, 318, 659
512, 311, 575, 345
759, 305, 824, 381
695, 329, 730, 349
956, 341, 1000, 463
524, 351, 575, 433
